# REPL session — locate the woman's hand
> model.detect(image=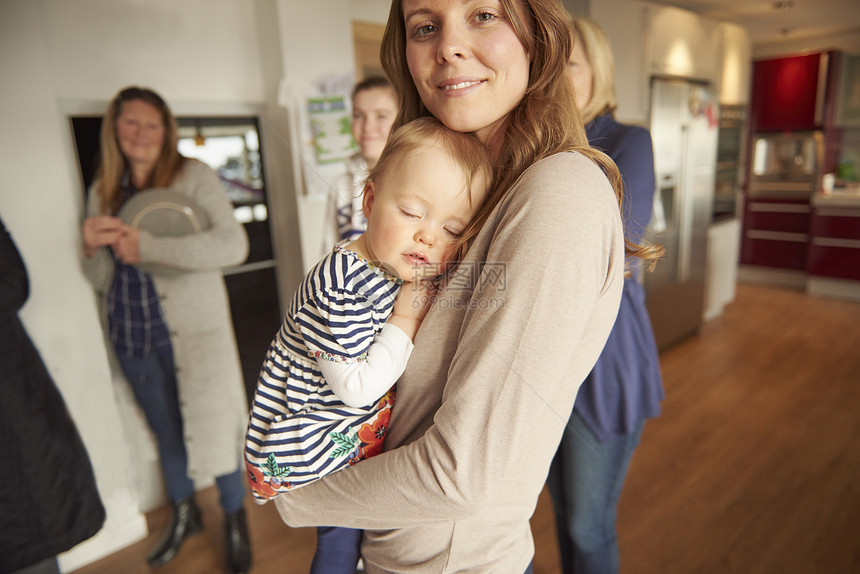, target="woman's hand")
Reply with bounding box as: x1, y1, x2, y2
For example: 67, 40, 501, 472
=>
387, 279, 438, 340
111, 224, 141, 264
82, 216, 123, 258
